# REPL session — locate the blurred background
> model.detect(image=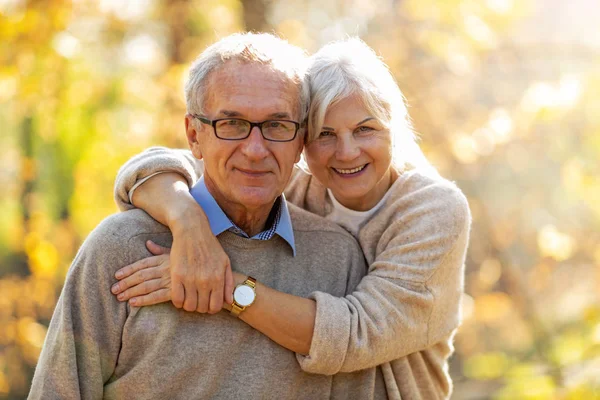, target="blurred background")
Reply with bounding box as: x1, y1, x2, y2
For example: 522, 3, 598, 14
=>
1, 0, 599, 398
